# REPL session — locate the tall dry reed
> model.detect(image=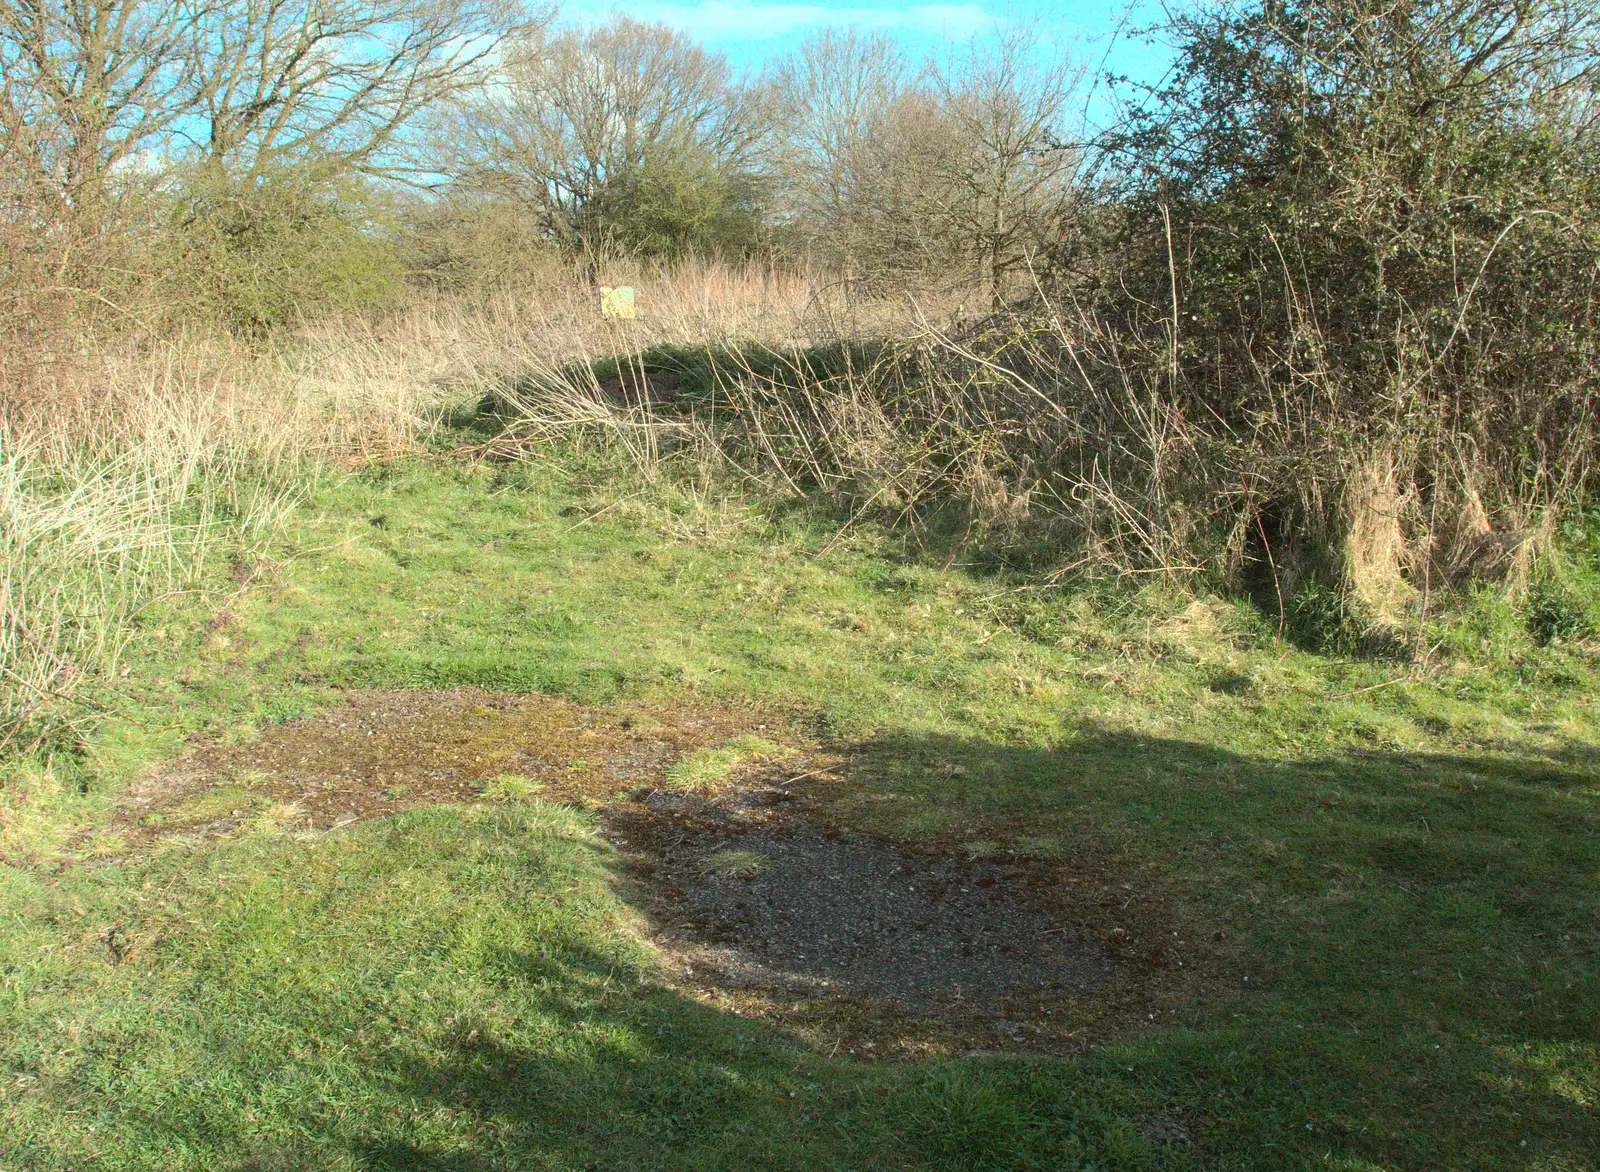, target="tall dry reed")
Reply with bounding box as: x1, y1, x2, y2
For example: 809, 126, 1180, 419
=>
0, 260, 894, 752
